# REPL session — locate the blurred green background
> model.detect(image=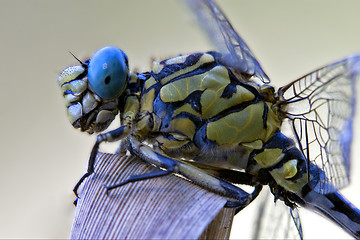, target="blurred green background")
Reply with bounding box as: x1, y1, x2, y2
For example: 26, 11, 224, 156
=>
1, 0, 359, 238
